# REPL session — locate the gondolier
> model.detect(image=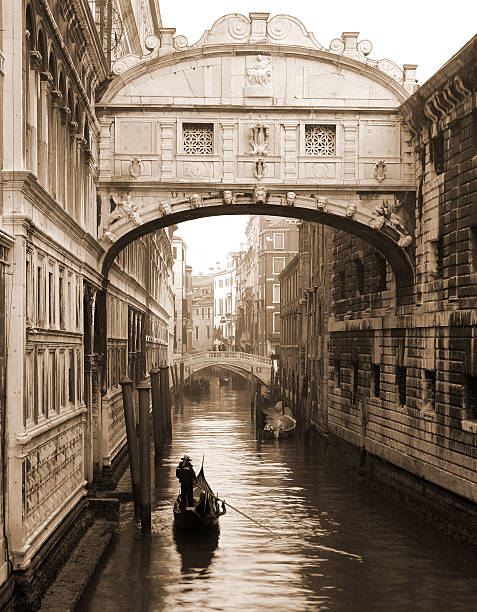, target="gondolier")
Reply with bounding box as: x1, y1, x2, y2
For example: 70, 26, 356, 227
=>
176, 455, 196, 510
